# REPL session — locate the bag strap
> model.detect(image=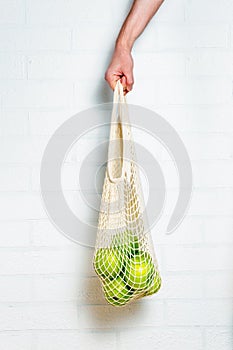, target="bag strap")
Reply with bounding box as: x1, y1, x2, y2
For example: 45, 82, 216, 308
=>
107, 81, 129, 183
